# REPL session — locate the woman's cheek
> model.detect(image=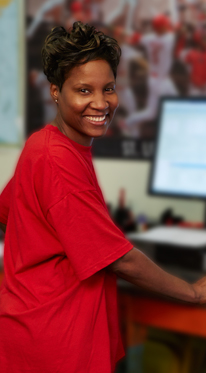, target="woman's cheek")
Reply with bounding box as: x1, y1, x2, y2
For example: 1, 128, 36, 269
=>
112, 97, 119, 113
113, 93, 119, 111
74, 100, 90, 112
